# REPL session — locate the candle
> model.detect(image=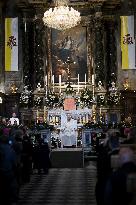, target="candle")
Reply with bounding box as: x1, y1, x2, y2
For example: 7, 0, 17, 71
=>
52, 75, 54, 85
85, 73, 86, 88
92, 74, 95, 85
100, 107, 102, 115
86, 114, 88, 123
53, 116, 55, 123
52, 75, 54, 92
83, 116, 85, 124
44, 106, 46, 122
92, 85, 95, 98
45, 75, 47, 86
78, 74, 79, 93
59, 75, 61, 93
25, 21, 26, 32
